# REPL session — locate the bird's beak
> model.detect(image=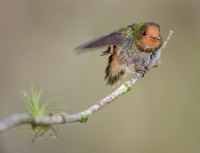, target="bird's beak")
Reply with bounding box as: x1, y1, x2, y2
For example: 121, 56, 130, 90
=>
154, 36, 162, 40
